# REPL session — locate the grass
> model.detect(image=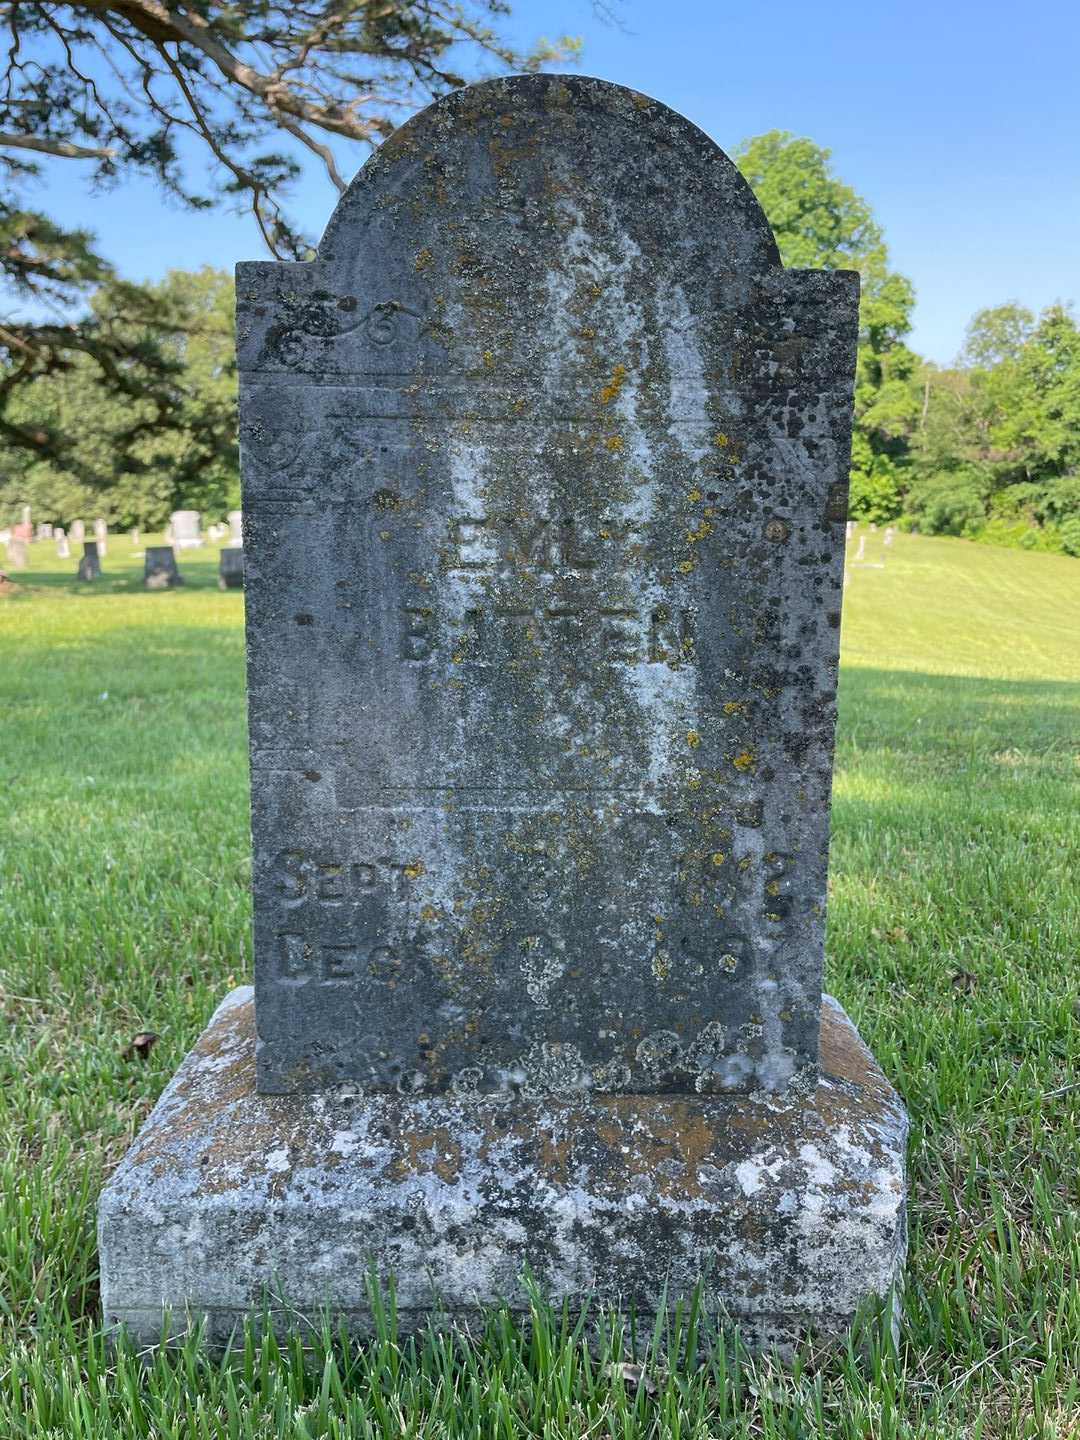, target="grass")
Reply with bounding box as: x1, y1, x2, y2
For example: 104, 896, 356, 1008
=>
1, 527, 1079, 1437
